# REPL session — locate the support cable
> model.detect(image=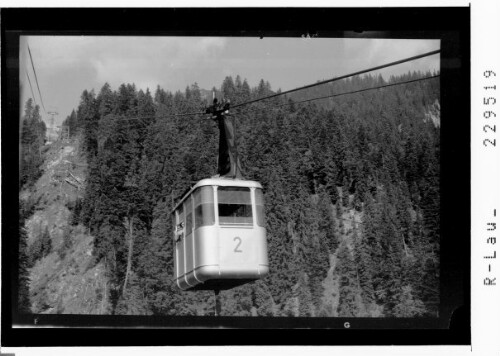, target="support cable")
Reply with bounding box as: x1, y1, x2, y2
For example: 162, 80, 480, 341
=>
27, 44, 46, 113
113, 74, 439, 124
232, 74, 440, 115
230, 49, 441, 110
25, 69, 38, 107
139, 48, 441, 119
84, 49, 441, 123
